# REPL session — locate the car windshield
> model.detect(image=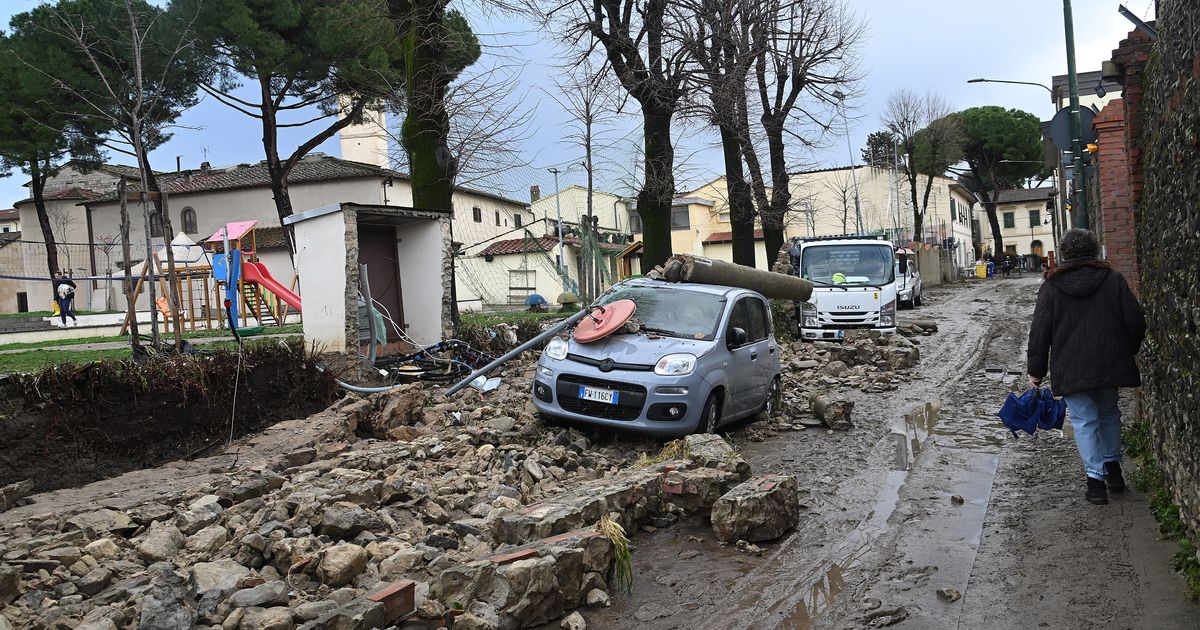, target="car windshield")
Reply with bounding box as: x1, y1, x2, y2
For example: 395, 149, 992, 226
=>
596, 285, 726, 340
801, 244, 895, 286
